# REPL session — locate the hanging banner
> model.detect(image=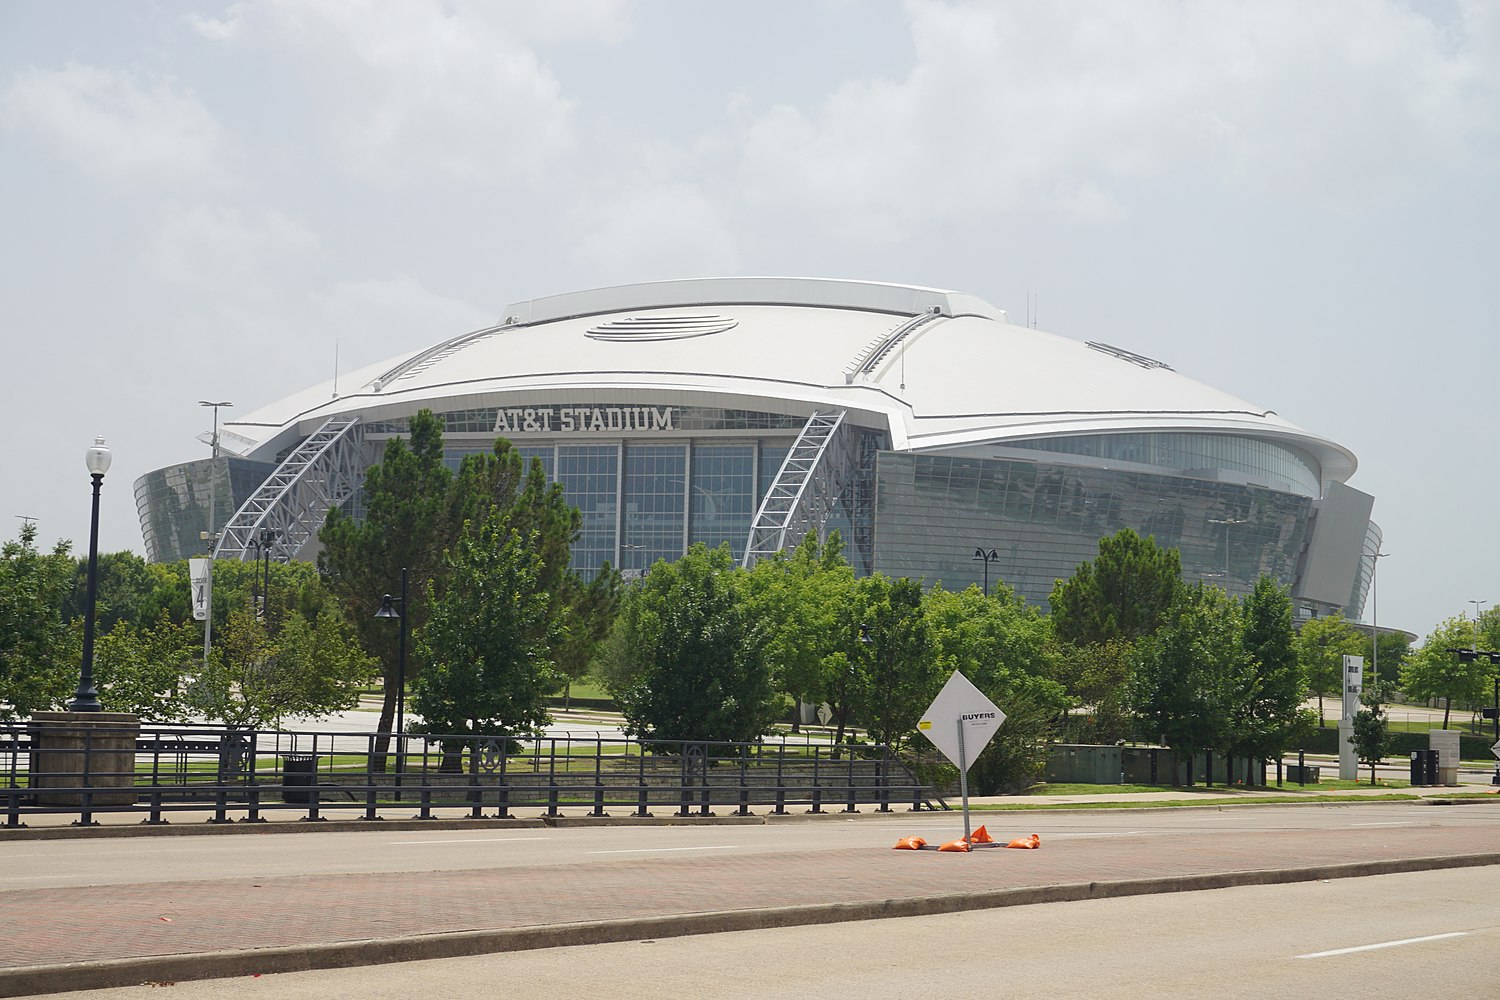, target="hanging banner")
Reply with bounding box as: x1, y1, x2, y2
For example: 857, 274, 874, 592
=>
189, 558, 211, 621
